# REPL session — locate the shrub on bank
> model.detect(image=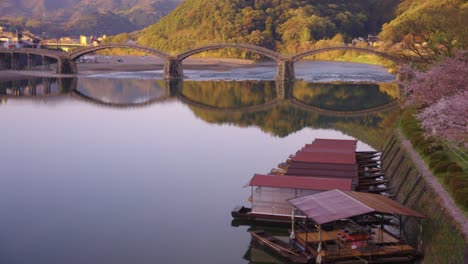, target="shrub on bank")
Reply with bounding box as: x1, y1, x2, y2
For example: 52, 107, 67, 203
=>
454, 188, 468, 207
448, 164, 464, 174
433, 161, 453, 174
430, 151, 448, 163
